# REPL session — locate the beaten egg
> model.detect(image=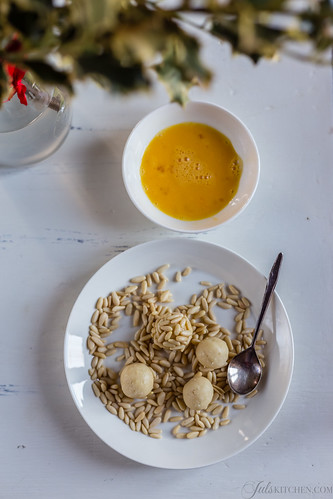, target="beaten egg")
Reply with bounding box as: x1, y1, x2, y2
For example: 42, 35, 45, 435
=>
140, 122, 243, 221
